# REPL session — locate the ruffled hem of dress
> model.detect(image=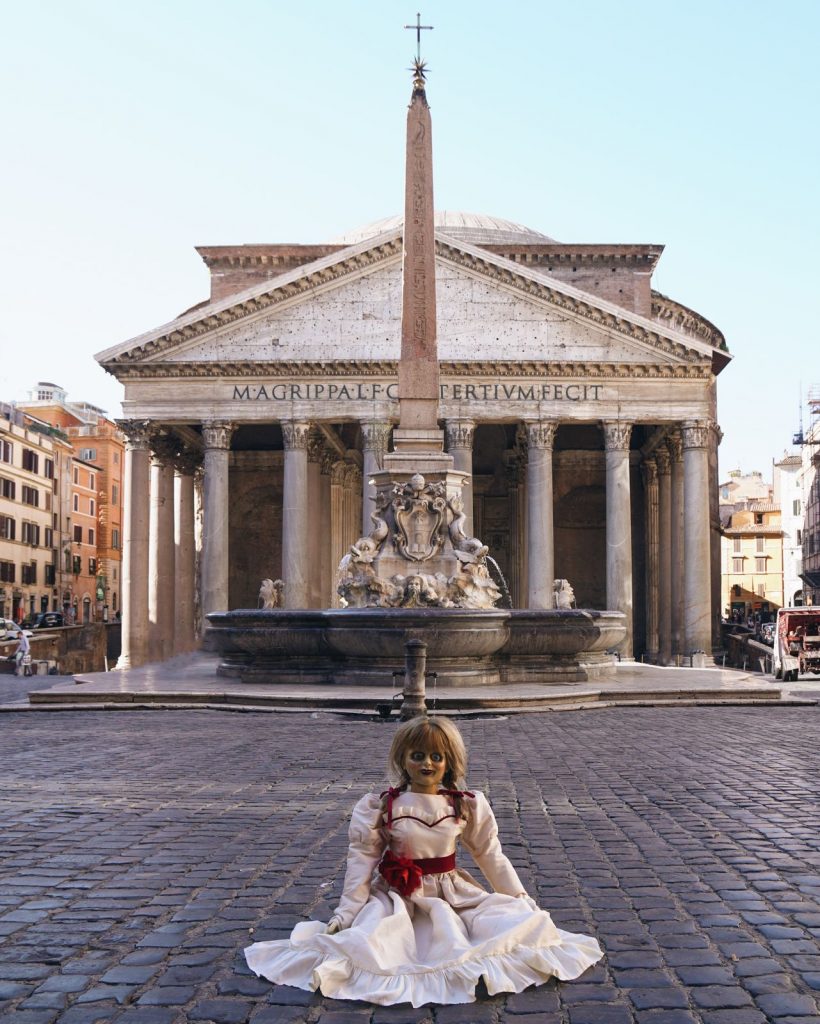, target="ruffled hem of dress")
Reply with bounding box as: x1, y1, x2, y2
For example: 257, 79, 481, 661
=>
245, 929, 603, 1008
